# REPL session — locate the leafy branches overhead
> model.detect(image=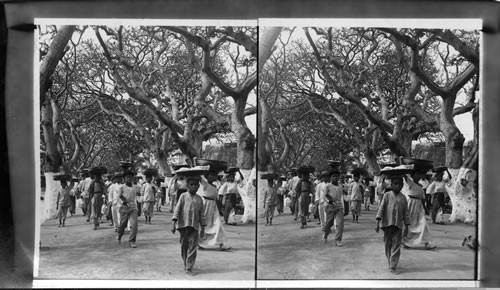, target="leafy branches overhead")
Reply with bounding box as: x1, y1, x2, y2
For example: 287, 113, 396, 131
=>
260, 26, 478, 174
40, 24, 257, 174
